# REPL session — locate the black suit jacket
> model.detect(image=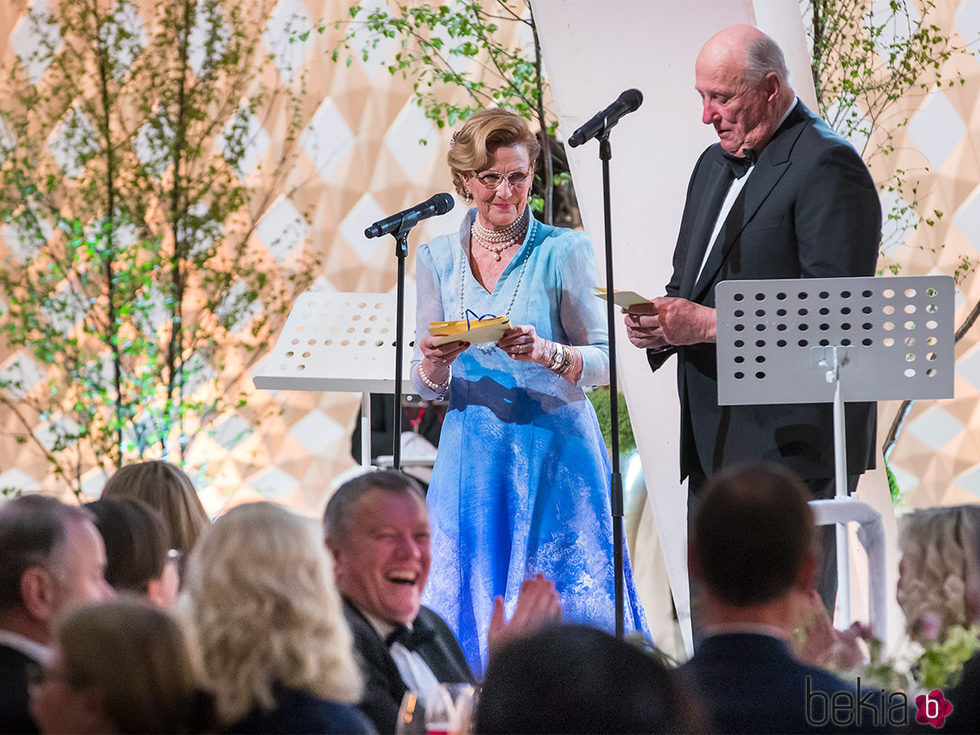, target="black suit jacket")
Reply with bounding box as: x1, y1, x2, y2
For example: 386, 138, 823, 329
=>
650, 101, 880, 482
0, 644, 39, 735
343, 599, 473, 734
680, 633, 891, 733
